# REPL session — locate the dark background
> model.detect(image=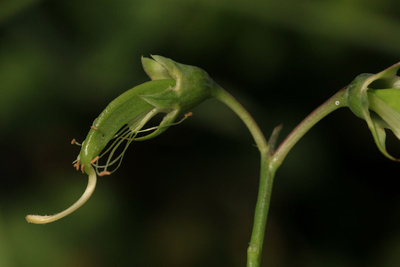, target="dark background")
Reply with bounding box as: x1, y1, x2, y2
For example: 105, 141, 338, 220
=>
1, 0, 400, 266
